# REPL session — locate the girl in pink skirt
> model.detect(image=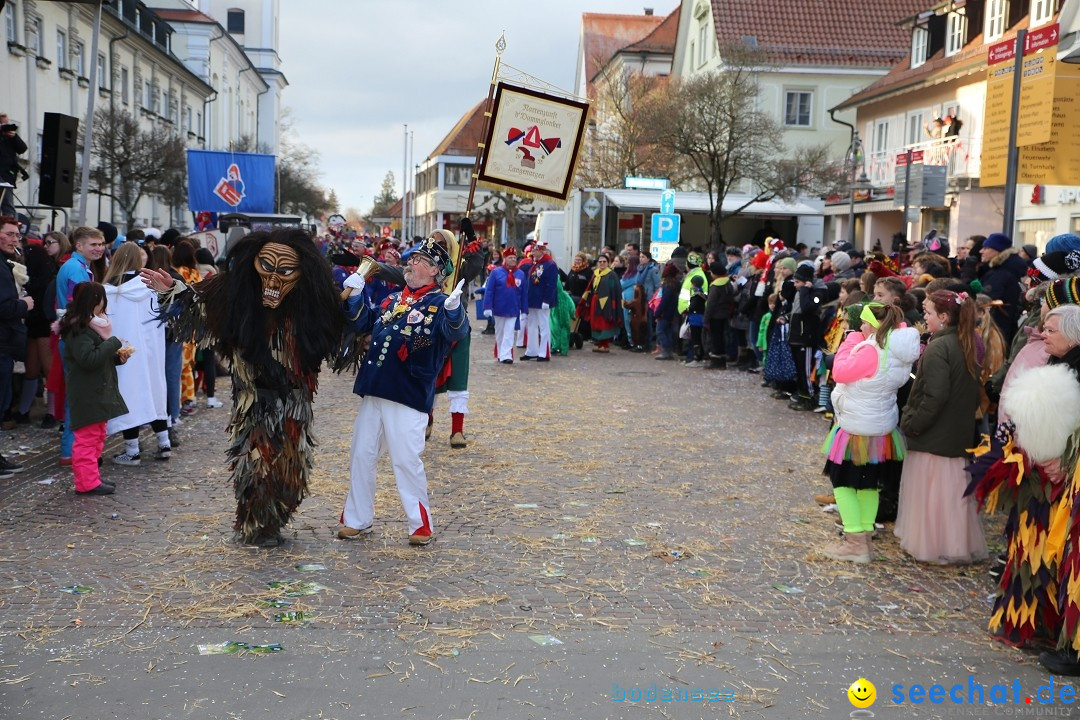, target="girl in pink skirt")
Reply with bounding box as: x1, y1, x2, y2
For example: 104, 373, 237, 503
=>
896, 290, 987, 564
